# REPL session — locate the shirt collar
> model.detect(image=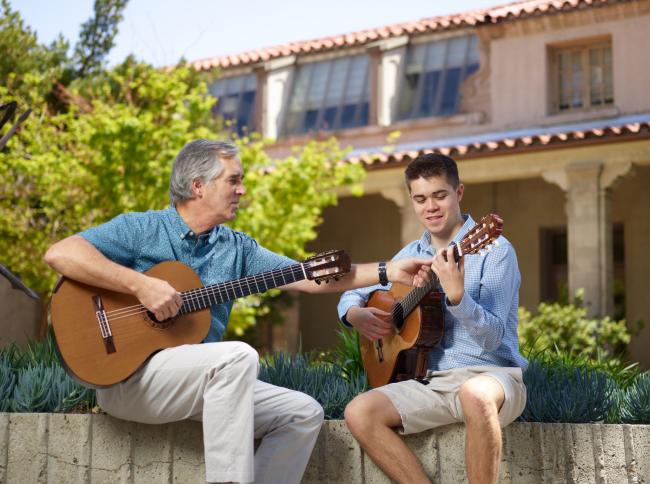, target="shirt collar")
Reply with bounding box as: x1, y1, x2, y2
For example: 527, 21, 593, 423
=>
167, 205, 221, 242
416, 214, 476, 255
